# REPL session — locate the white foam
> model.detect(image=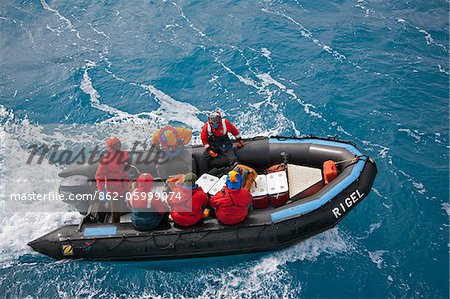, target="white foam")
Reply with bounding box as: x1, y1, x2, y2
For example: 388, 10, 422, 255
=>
262, 8, 395, 80
172, 1, 208, 39
0, 104, 194, 263
397, 169, 427, 195
398, 18, 448, 52
419, 29, 435, 45
234, 108, 300, 137
355, 4, 445, 60
40, 0, 82, 40
198, 228, 351, 298
0, 113, 86, 263
368, 250, 388, 269
369, 222, 382, 234
398, 128, 423, 143
262, 8, 348, 63
217, 59, 321, 121
336, 125, 352, 136
81, 68, 134, 119
412, 182, 426, 194
441, 203, 450, 217
0, 207, 81, 264
361, 140, 391, 160
256, 73, 287, 90
140, 84, 203, 129
438, 64, 450, 75
261, 48, 272, 59
372, 188, 388, 200
355, 0, 370, 16
217, 60, 259, 89
80, 64, 204, 129
88, 23, 110, 39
